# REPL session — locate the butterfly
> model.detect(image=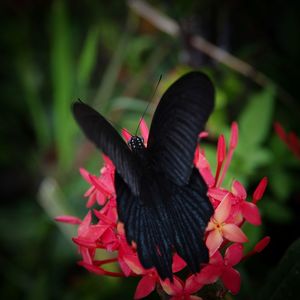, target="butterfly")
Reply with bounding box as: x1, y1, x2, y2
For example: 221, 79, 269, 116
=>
73, 71, 215, 280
